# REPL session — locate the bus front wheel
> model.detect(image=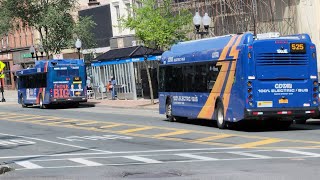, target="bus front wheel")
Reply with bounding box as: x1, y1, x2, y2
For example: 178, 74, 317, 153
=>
215, 101, 226, 129
20, 95, 27, 108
